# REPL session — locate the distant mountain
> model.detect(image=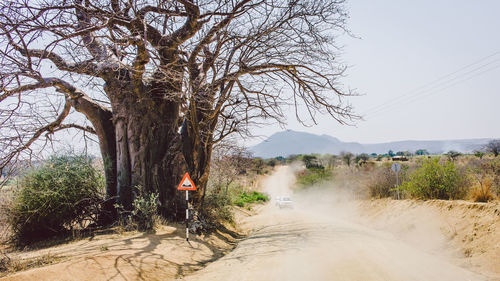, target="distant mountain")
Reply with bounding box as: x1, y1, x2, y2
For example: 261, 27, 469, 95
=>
250, 130, 492, 158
